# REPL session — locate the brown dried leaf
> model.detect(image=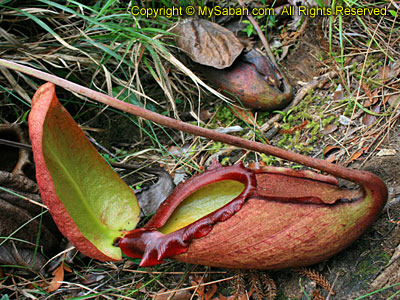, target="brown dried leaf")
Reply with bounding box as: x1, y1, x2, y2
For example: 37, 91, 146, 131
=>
388, 60, 400, 78
320, 124, 337, 134
332, 88, 344, 101
135, 168, 174, 217
248, 161, 267, 169
81, 273, 105, 285
387, 94, 400, 108
363, 104, 380, 125
361, 82, 373, 107
237, 36, 255, 52
190, 276, 217, 300
280, 120, 308, 134
323, 145, 339, 157
47, 262, 64, 292
204, 283, 218, 300
378, 65, 391, 80
364, 89, 380, 107
173, 18, 244, 69
348, 148, 367, 165
63, 264, 72, 272
200, 109, 212, 122
378, 61, 400, 80
136, 282, 147, 293
153, 290, 192, 300
229, 106, 256, 126
362, 105, 379, 126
